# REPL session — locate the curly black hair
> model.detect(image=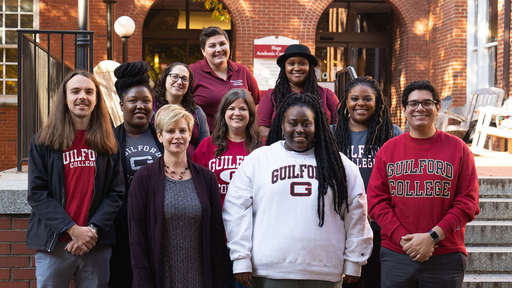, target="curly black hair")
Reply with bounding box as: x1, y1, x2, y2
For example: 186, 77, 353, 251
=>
153, 62, 196, 115
334, 76, 394, 159
114, 61, 152, 101
401, 79, 441, 108
271, 61, 321, 112
267, 92, 349, 227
